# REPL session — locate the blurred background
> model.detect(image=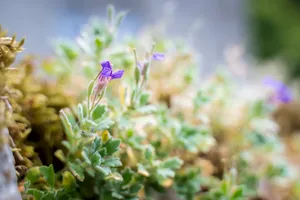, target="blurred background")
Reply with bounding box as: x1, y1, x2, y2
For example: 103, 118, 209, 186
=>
0, 0, 246, 75
1, 0, 300, 81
